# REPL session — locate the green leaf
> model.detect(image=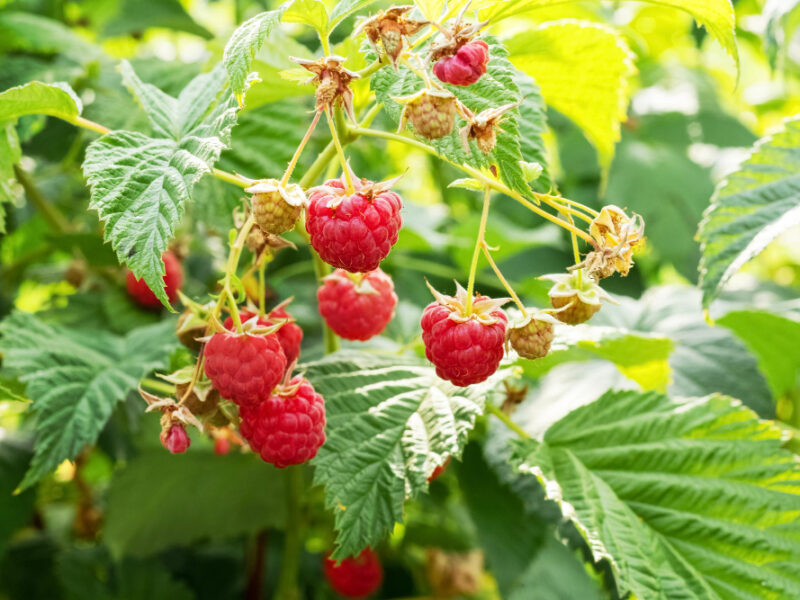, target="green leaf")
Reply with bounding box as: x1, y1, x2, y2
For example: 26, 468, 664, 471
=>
101, 0, 212, 39
307, 351, 507, 559
717, 310, 800, 399
329, 0, 381, 32
222, 6, 287, 103
283, 0, 329, 35
764, 0, 800, 70
515, 74, 551, 192
371, 37, 537, 200
698, 116, 800, 308
0, 312, 176, 489
509, 538, 604, 600
511, 389, 800, 600
519, 322, 674, 392
0, 122, 21, 234
507, 21, 635, 168
83, 63, 239, 307
0, 12, 102, 62
104, 451, 286, 557
0, 81, 82, 124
